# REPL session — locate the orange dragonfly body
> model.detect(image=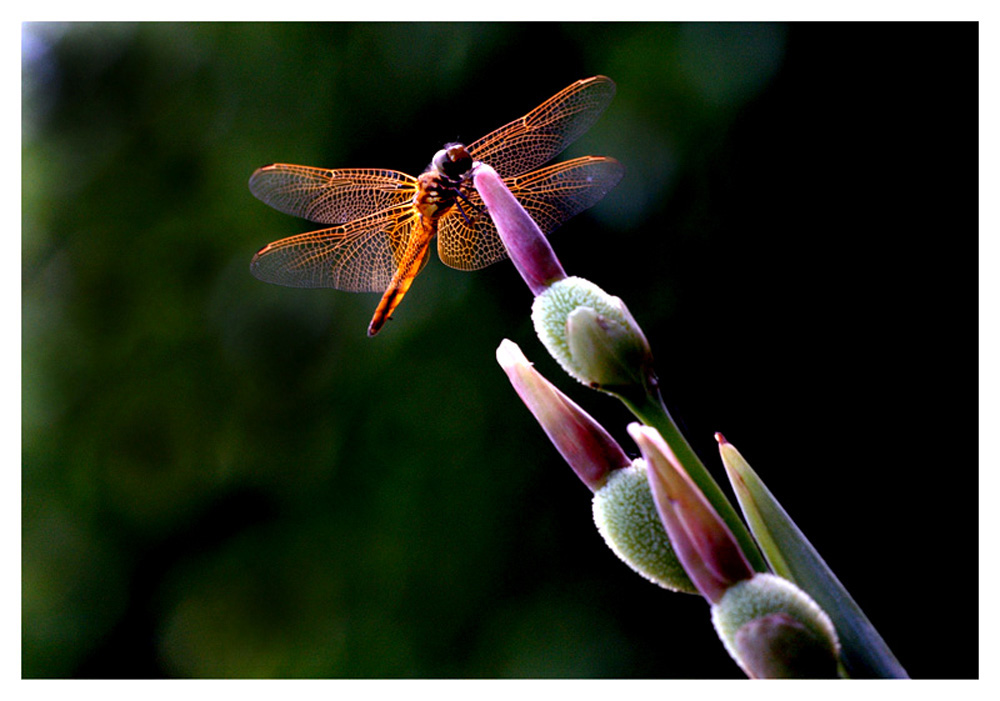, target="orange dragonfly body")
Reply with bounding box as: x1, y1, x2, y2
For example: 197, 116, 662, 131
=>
249, 76, 623, 336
